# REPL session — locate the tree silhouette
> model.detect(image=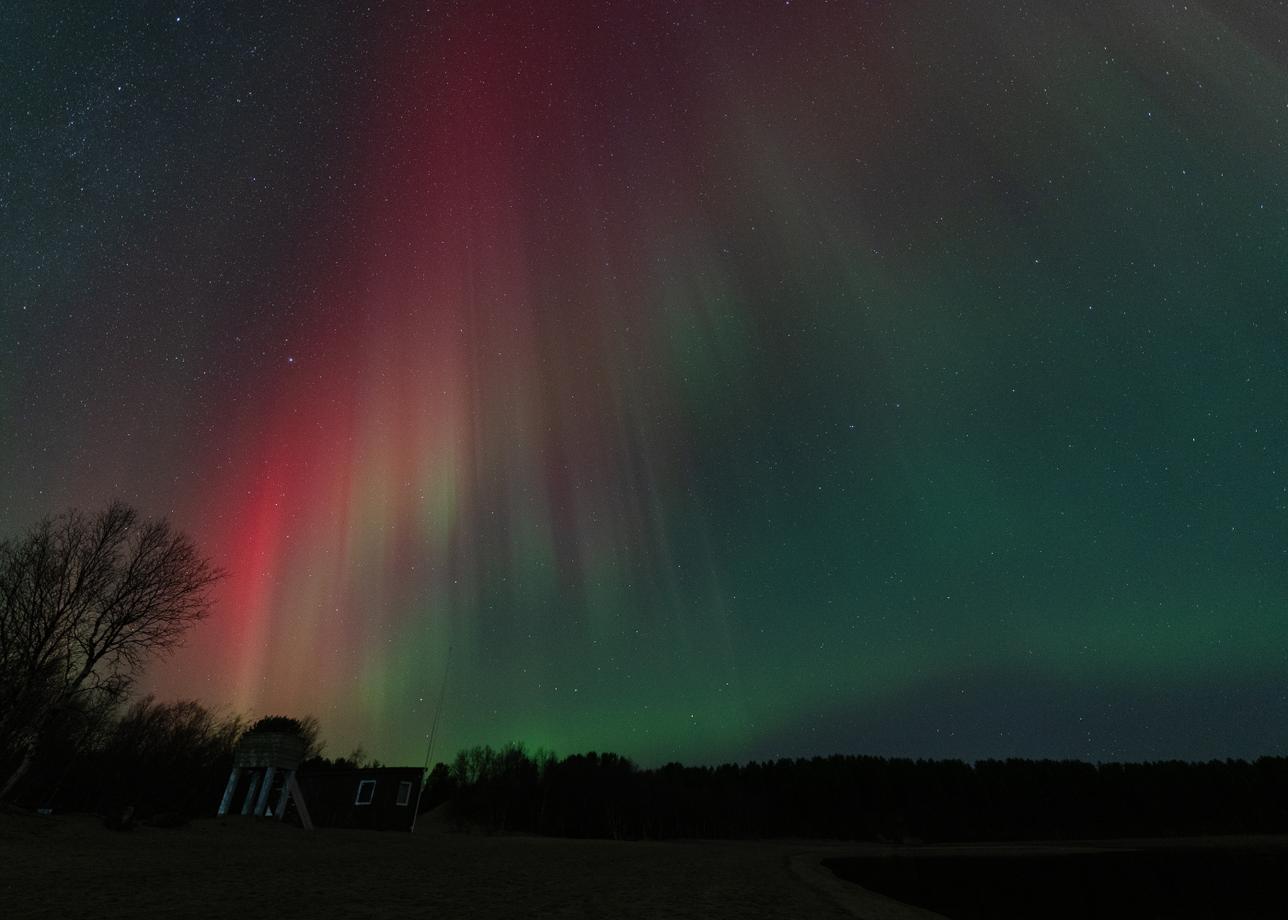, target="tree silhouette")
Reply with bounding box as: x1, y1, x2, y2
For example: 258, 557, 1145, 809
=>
430, 745, 1288, 842
245, 714, 325, 761
0, 501, 222, 801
